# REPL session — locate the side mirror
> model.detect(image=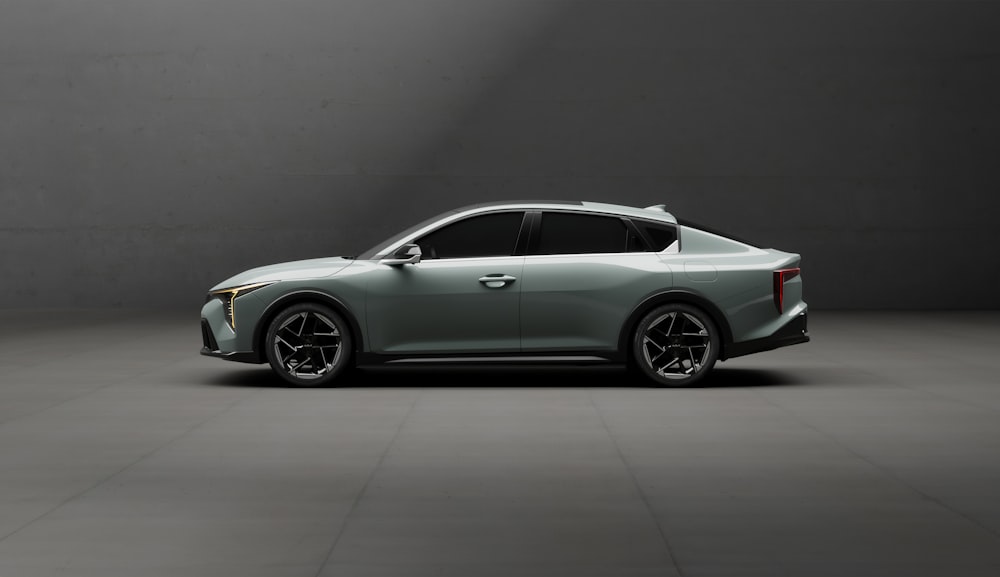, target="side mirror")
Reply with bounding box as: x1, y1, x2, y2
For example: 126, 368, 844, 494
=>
381, 243, 422, 266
